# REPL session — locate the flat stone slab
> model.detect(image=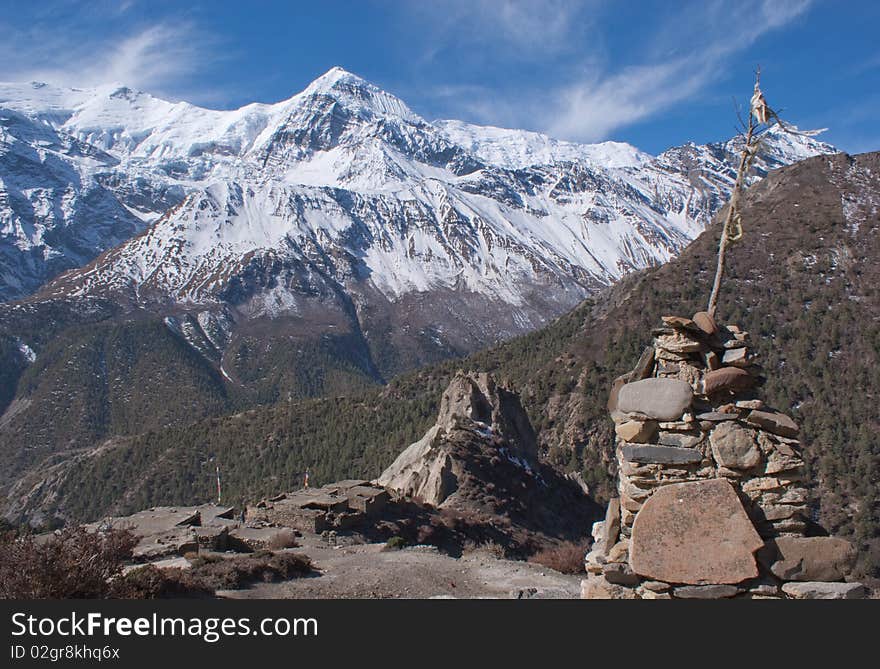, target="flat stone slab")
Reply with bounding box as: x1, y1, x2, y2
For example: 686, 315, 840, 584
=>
630, 479, 763, 585
89, 507, 202, 537
696, 412, 739, 422
602, 498, 621, 552
746, 410, 799, 438
781, 581, 867, 600
769, 536, 857, 582
661, 315, 700, 331
617, 378, 693, 421
673, 584, 739, 599
722, 347, 750, 366
621, 444, 703, 465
